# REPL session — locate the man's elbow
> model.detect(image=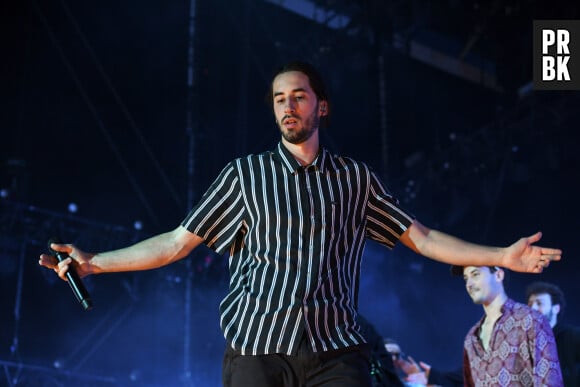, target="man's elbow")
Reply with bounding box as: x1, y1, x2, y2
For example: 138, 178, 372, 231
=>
401, 220, 430, 254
